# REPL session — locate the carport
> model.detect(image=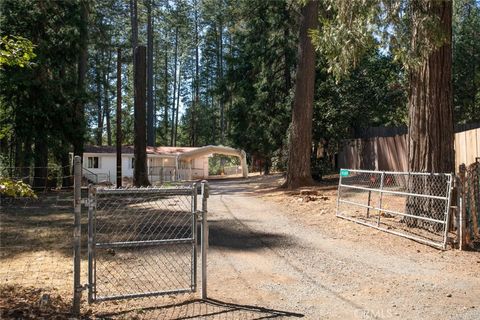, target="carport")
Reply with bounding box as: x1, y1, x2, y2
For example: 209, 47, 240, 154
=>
178, 145, 248, 180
